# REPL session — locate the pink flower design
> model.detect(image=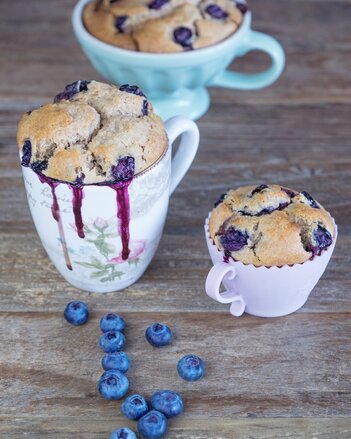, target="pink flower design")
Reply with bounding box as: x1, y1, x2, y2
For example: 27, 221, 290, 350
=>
108, 240, 146, 264
94, 217, 108, 229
